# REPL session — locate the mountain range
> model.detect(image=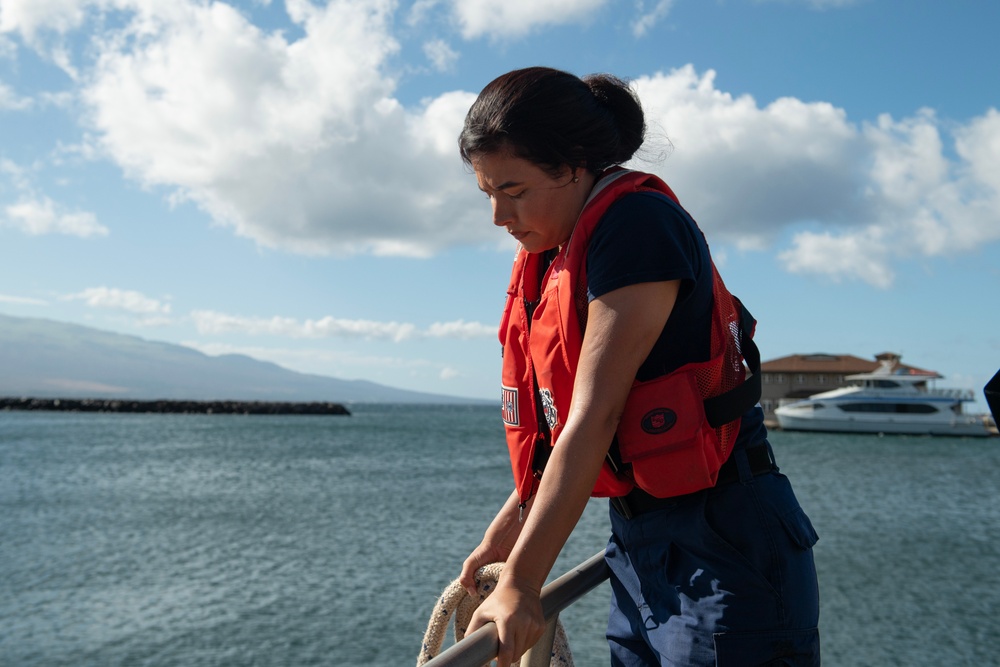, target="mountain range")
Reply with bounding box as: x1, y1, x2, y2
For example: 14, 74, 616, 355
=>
0, 313, 486, 404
